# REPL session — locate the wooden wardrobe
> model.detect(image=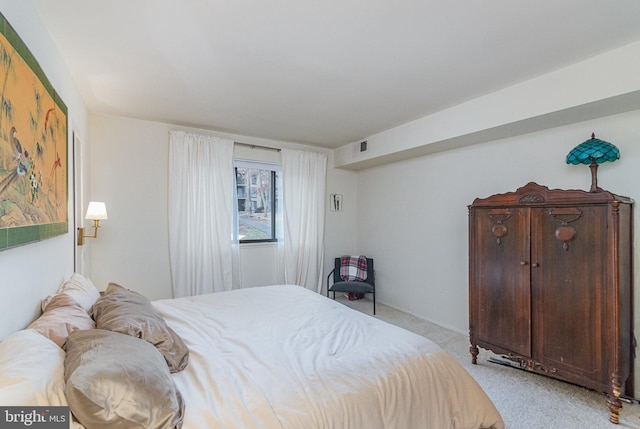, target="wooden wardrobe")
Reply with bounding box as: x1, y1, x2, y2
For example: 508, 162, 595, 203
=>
468, 182, 634, 424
